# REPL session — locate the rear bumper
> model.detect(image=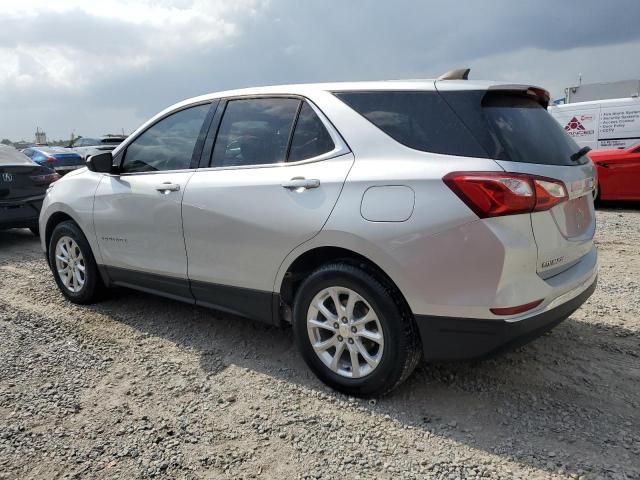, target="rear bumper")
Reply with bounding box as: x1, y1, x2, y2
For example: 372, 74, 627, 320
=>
0, 198, 43, 230
415, 275, 597, 361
